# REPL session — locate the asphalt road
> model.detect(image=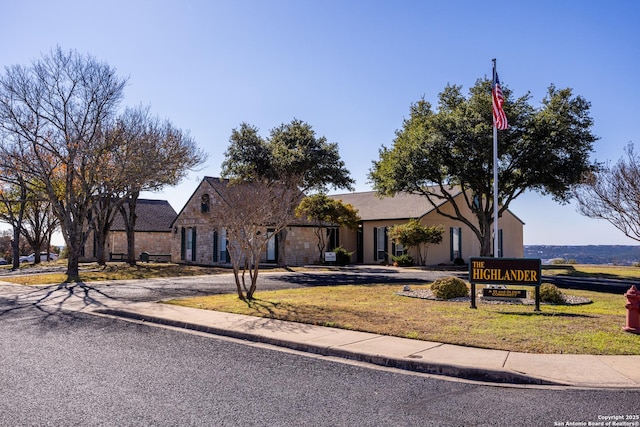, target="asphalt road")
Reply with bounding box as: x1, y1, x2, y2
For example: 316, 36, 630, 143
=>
0, 302, 638, 427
